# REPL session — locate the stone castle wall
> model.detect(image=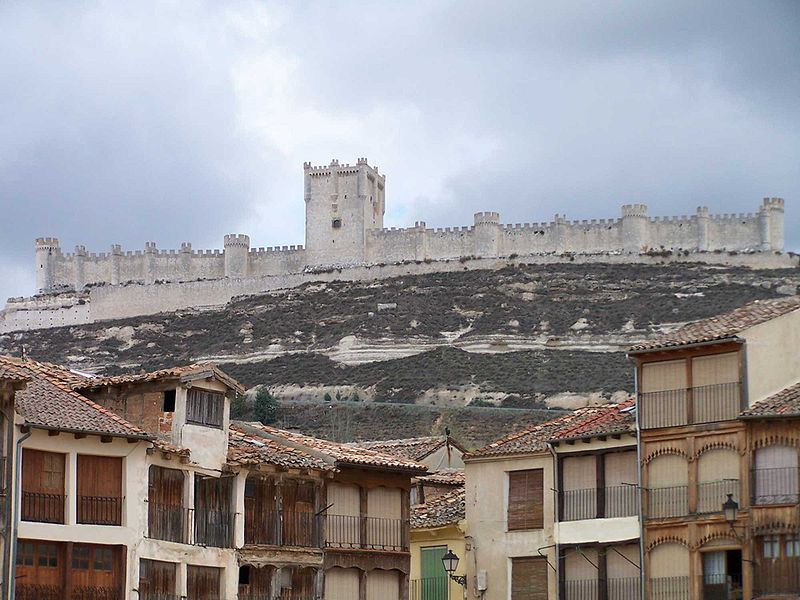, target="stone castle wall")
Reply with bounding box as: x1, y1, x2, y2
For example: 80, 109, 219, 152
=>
33, 198, 786, 293
10, 158, 786, 332
3, 250, 797, 334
